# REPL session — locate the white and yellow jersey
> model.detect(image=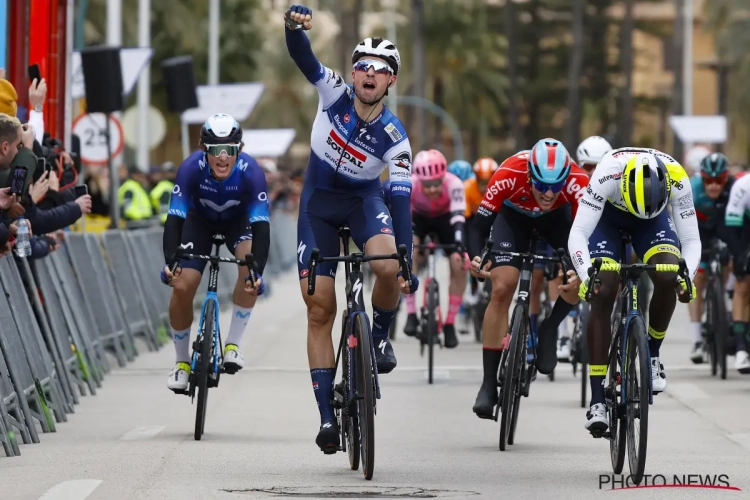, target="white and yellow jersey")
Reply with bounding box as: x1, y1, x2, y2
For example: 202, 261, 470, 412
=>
568, 147, 701, 280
